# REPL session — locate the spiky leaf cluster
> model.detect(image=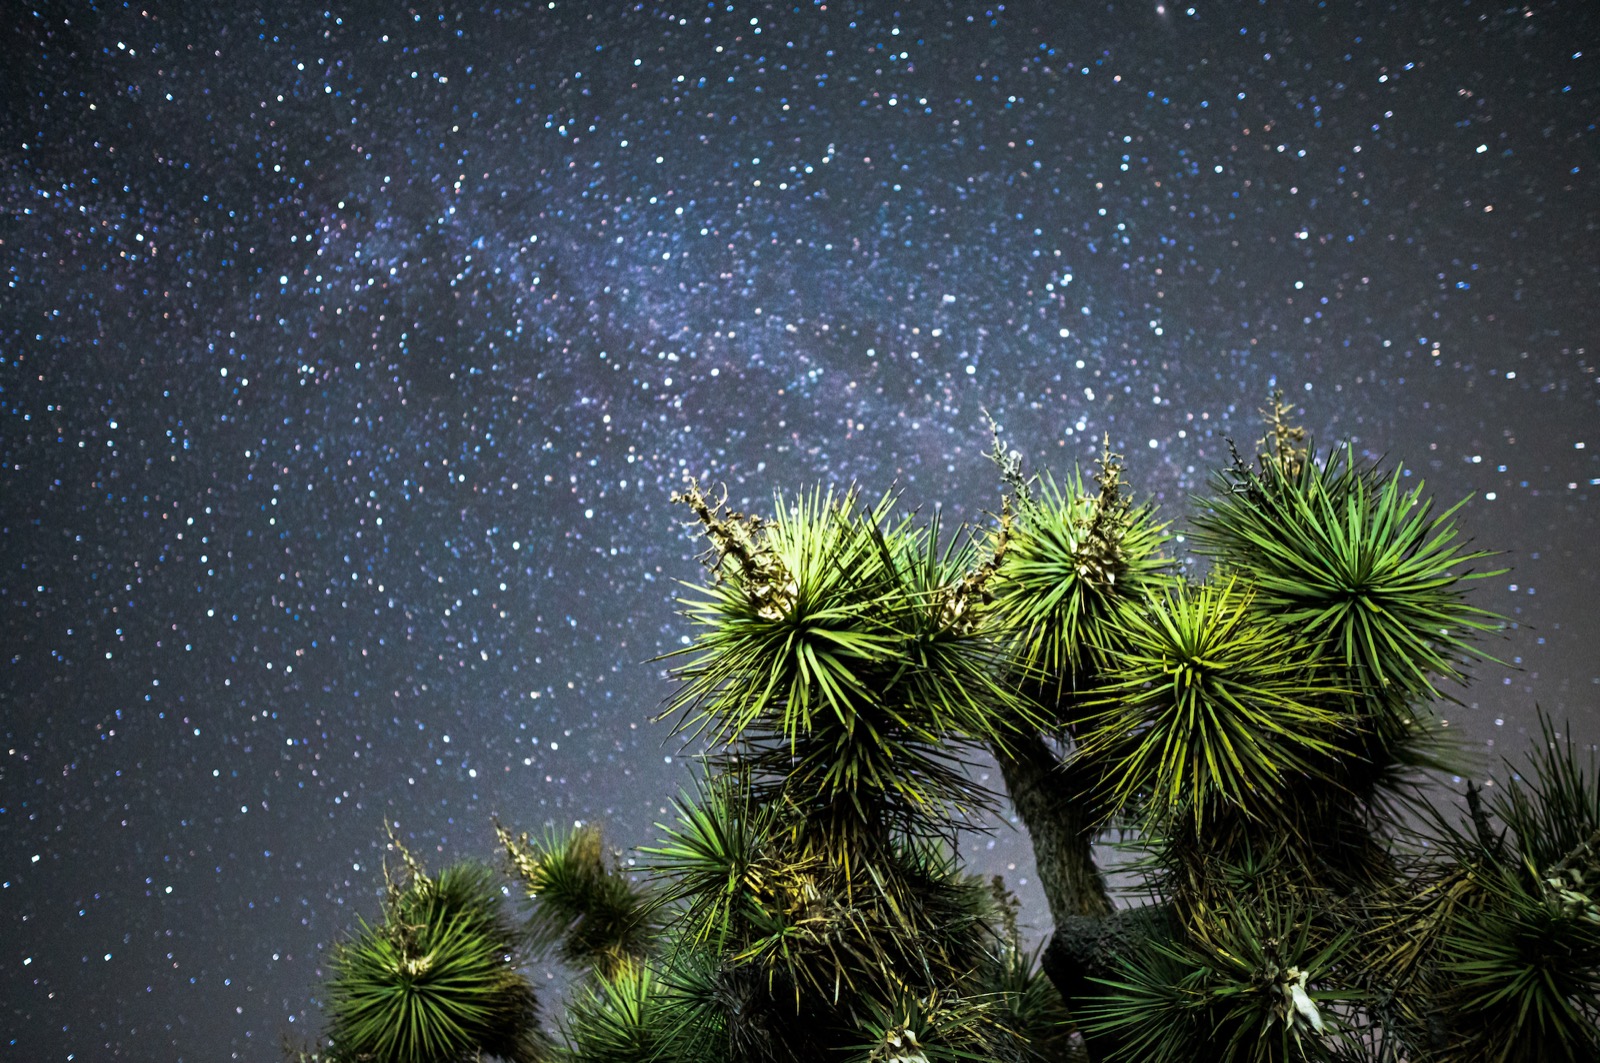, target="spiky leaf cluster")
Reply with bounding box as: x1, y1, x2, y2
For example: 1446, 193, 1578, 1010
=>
497, 821, 656, 977
1192, 440, 1504, 712
542, 825, 1065, 1062
557, 960, 673, 1063
1360, 711, 1600, 1063
1077, 892, 1359, 1063
986, 447, 1172, 697
1079, 577, 1349, 834
1435, 863, 1600, 1062
1493, 711, 1600, 875
628, 771, 1051, 1061
664, 482, 1039, 857
322, 857, 542, 1063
